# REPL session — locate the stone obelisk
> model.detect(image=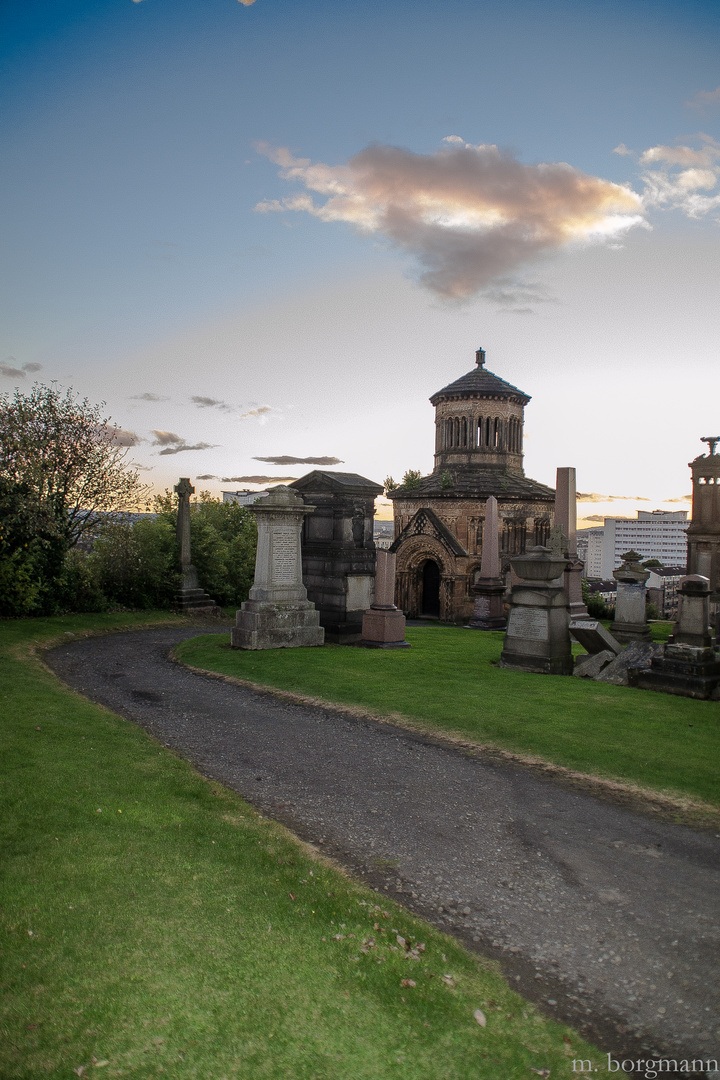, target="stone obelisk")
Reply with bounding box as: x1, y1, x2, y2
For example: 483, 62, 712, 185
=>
174, 478, 219, 613
231, 485, 324, 650
466, 496, 507, 630
554, 466, 589, 621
